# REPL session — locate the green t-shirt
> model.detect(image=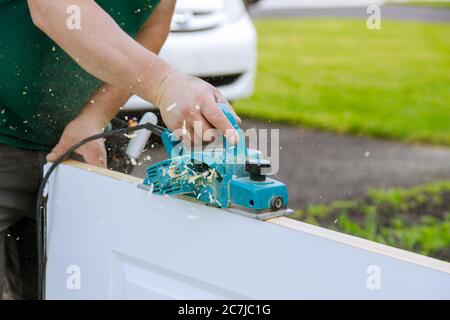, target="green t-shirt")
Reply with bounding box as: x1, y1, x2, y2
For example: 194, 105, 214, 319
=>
0, 0, 160, 151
